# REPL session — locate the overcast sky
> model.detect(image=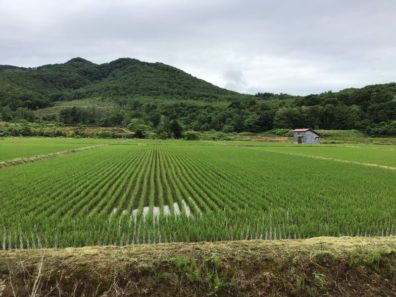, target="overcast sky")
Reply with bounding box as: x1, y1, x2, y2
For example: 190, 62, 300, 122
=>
1, 0, 395, 95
